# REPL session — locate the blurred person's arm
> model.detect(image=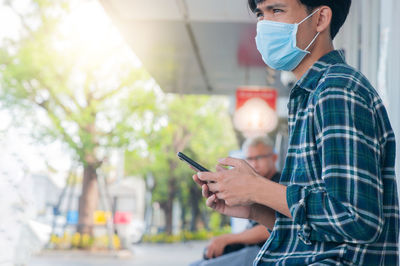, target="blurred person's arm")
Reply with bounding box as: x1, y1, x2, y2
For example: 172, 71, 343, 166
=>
206, 224, 270, 259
